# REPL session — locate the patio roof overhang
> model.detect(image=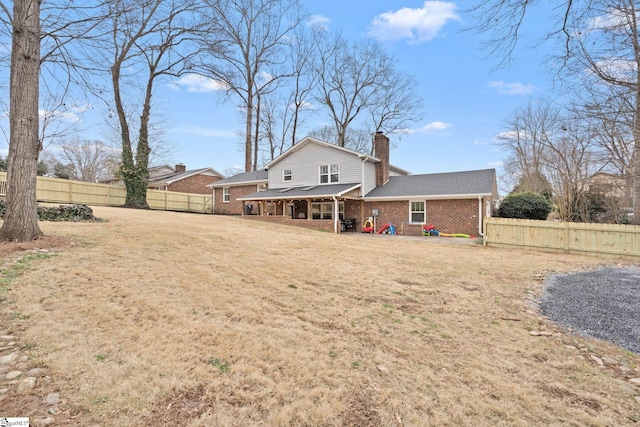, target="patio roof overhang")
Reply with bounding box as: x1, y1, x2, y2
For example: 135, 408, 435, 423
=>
237, 183, 361, 201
